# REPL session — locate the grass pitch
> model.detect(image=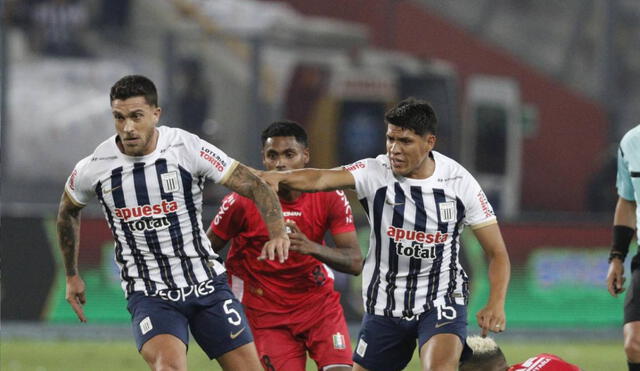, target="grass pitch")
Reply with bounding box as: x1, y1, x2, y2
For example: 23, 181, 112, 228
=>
1, 338, 624, 370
